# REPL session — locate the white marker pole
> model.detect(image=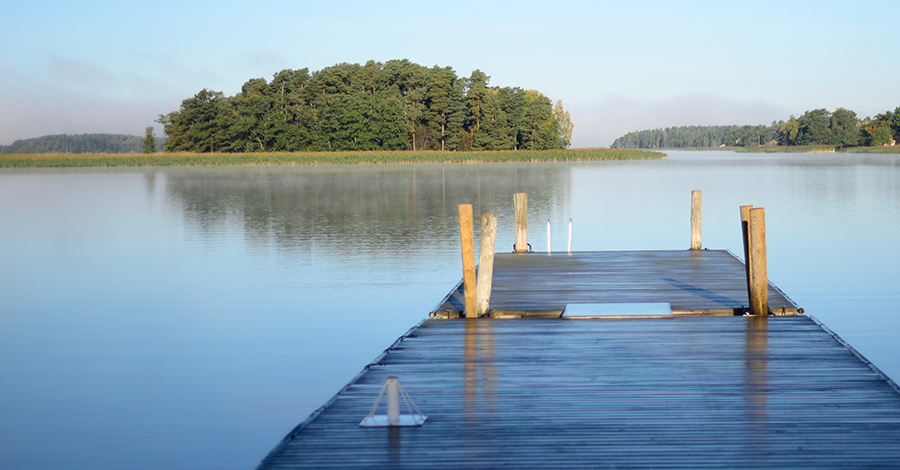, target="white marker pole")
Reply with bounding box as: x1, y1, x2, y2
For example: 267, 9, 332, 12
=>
547, 219, 551, 253
386, 377, 400, 426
